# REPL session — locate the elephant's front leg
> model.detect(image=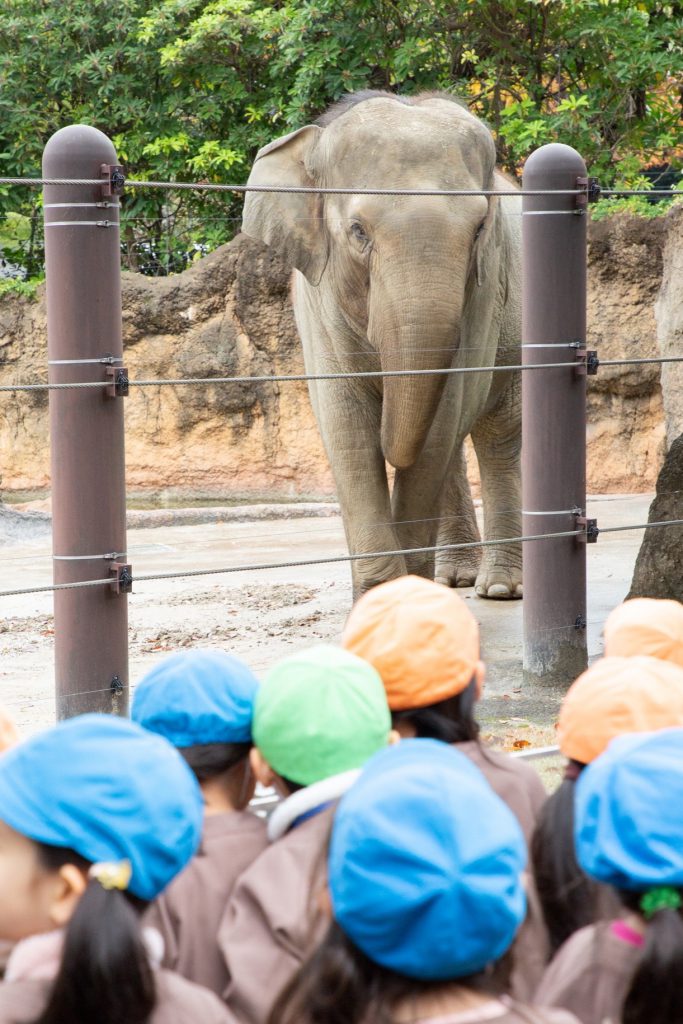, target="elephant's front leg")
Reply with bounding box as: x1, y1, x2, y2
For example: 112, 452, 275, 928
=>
471, 375, 523, 599
313, 380, 407, 599
391, 438, 460, 581
434, 443, 482, 588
